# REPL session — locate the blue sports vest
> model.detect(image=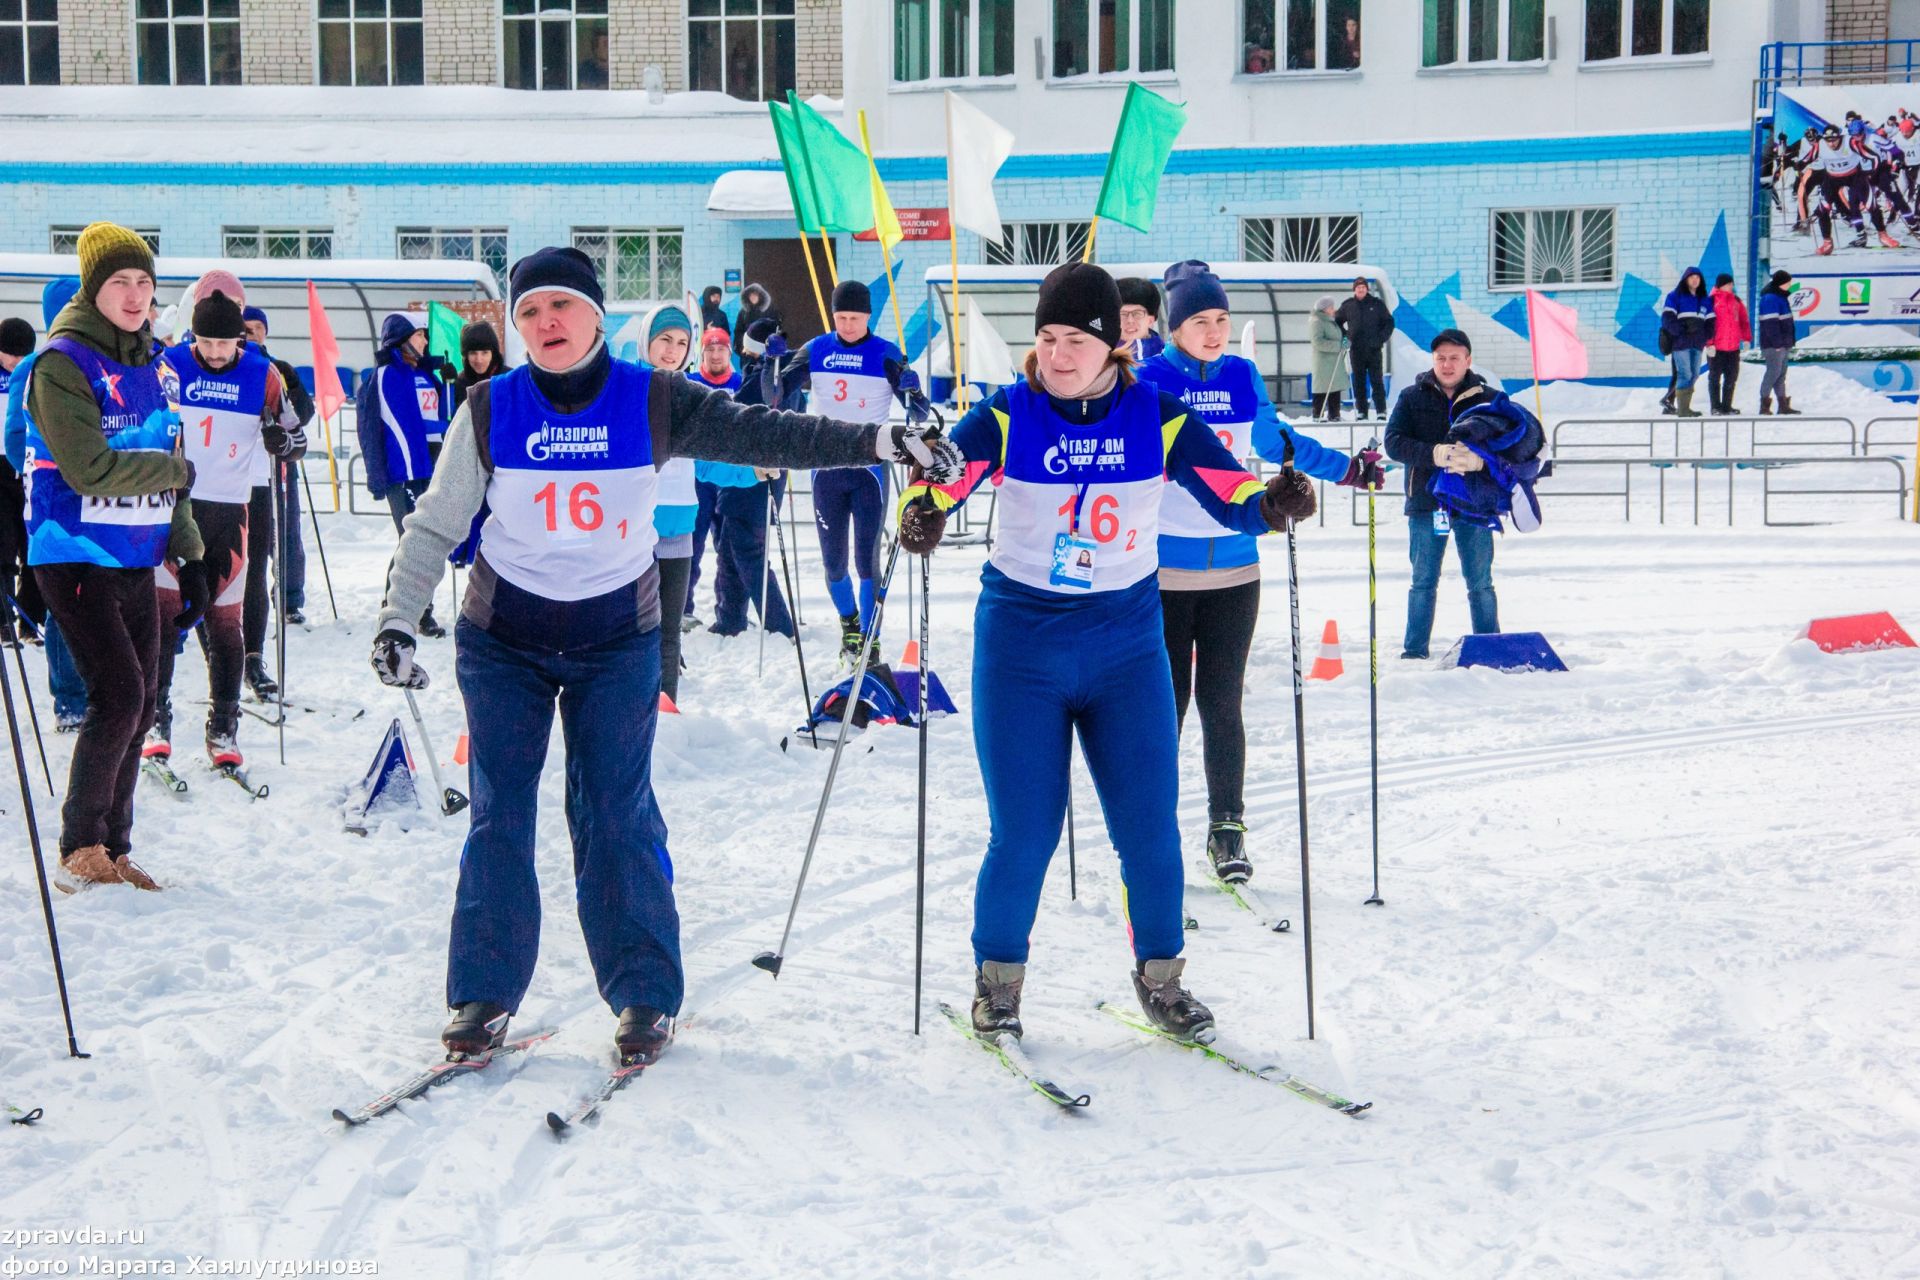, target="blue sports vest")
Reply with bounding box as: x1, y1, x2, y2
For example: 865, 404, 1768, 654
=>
806, 333, 899, 425
479, 360, 659, 602
23, 337, 180, 569
164, 344, 273, 504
